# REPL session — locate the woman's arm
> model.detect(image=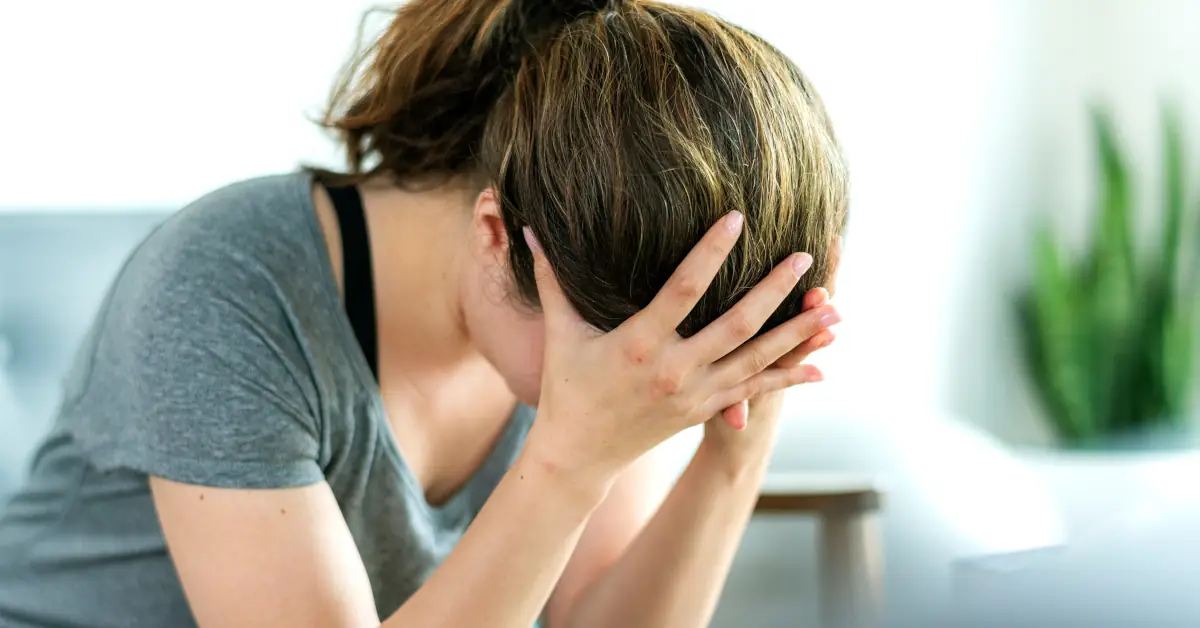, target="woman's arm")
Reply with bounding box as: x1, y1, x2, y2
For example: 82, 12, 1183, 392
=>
152, 444, 610, 628
544, 435, 772, 628
543, 441, 683, 626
